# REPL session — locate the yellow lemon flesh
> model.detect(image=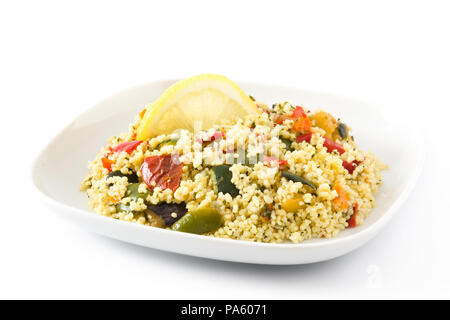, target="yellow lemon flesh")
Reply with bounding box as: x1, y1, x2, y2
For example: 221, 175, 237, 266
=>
136, 74, 258, 140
